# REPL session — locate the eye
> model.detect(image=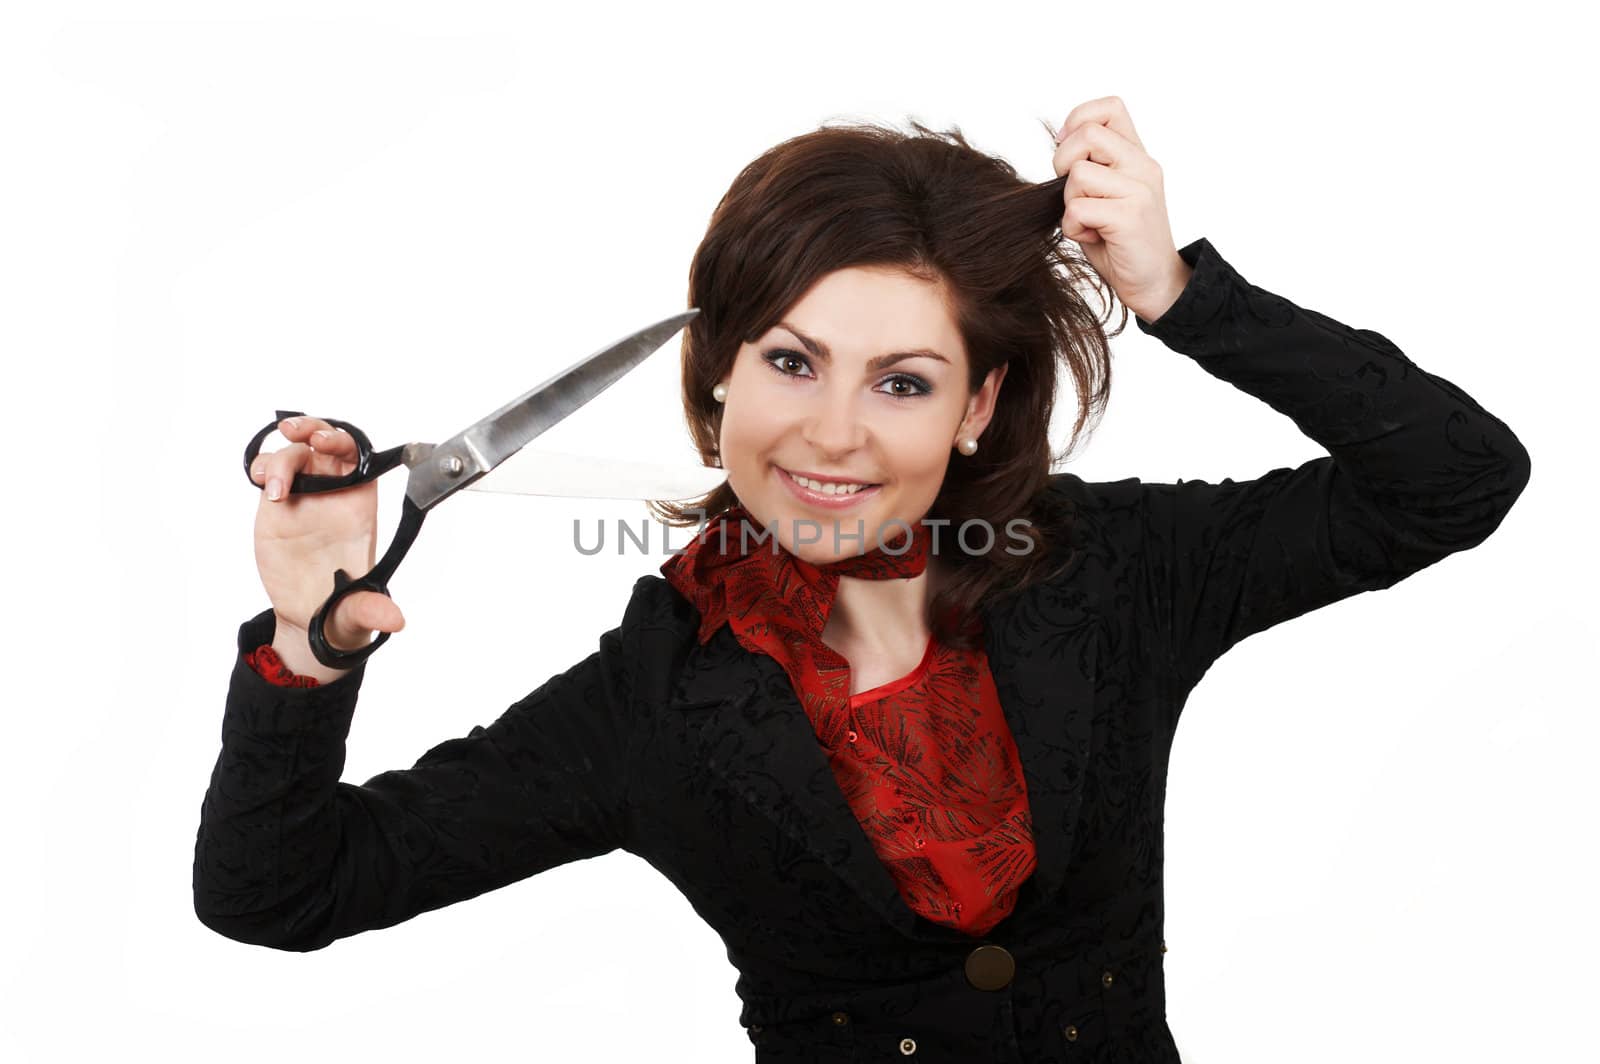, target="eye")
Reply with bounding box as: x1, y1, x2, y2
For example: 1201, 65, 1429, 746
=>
760, 349, 933, 401
881, 373, 932, 399
763, 348, 813, 379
